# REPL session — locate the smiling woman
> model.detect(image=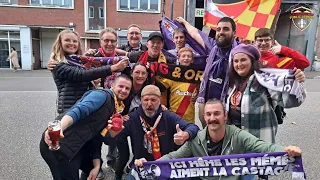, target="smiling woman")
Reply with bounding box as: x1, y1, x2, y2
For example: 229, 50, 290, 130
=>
226, 44, 306, 147
39, 29, 129, 180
